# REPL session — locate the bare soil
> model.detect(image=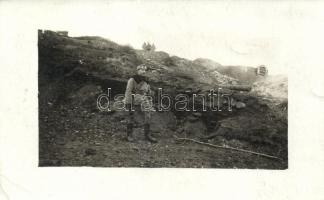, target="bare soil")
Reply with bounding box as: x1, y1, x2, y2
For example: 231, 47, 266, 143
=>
39, 102, 287, 169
